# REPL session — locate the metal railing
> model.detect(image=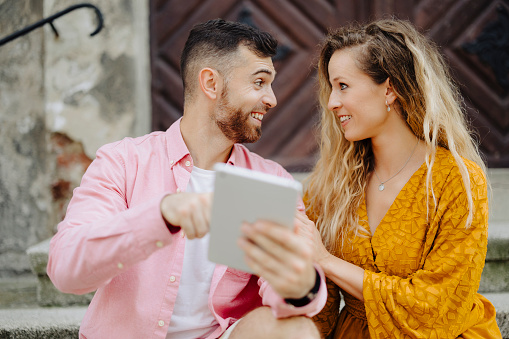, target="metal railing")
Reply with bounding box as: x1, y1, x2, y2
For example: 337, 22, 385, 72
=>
0, 3, 103, 47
